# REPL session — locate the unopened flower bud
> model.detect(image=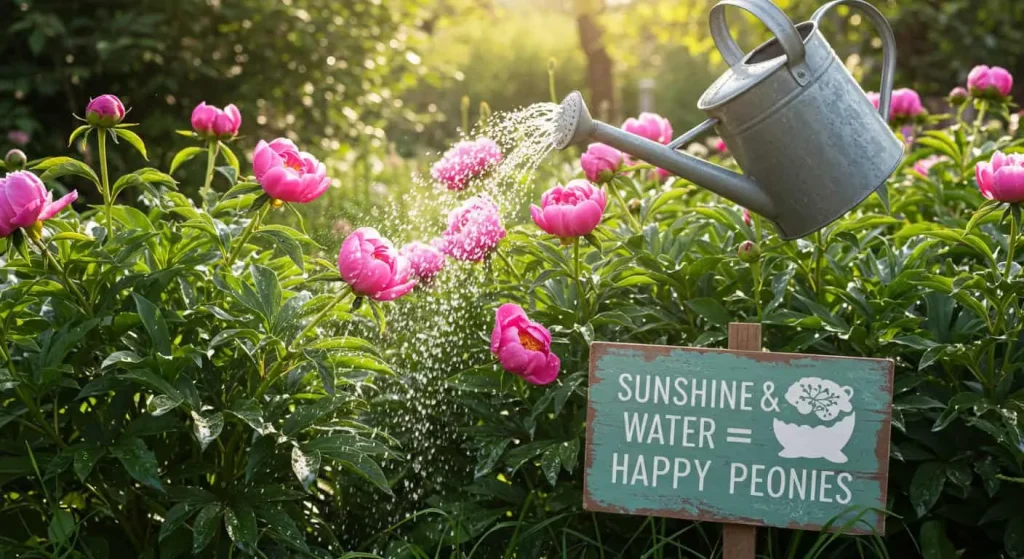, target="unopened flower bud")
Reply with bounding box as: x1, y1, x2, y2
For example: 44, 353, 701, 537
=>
948, 86, 969, 105
737, 240, 761, 263
628, 198, 642, 214
5, 149, 27, 170
85, 94, 126, 127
